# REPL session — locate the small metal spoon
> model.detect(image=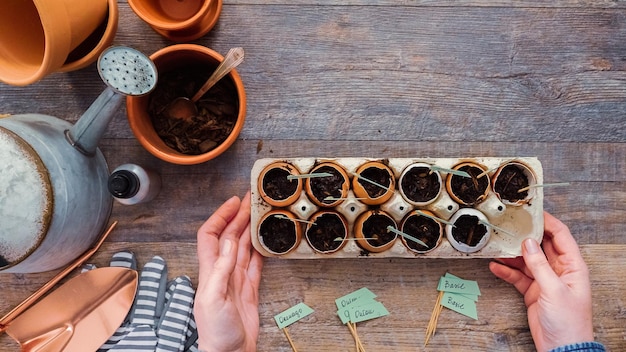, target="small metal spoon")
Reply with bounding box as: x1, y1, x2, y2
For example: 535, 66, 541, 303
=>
167, 47, 244, 120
